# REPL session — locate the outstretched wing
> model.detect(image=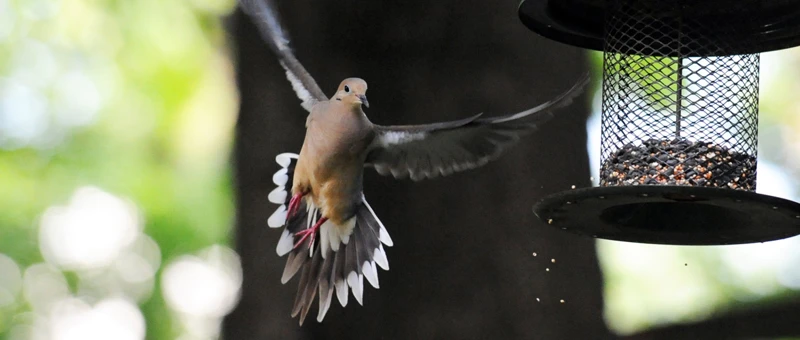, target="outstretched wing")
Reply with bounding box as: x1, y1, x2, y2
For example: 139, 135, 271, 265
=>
238, 0, 328, 111
364, 73, 590, 181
